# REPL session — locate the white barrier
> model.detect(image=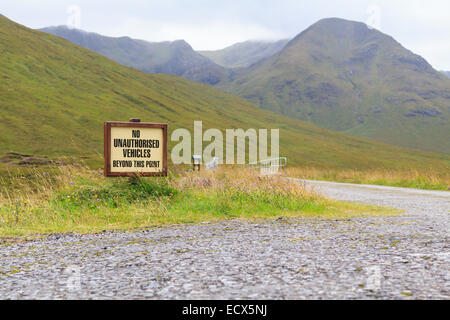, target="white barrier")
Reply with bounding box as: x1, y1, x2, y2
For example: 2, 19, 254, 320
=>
205, 157, 219, 170
249, 157, 287, 175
